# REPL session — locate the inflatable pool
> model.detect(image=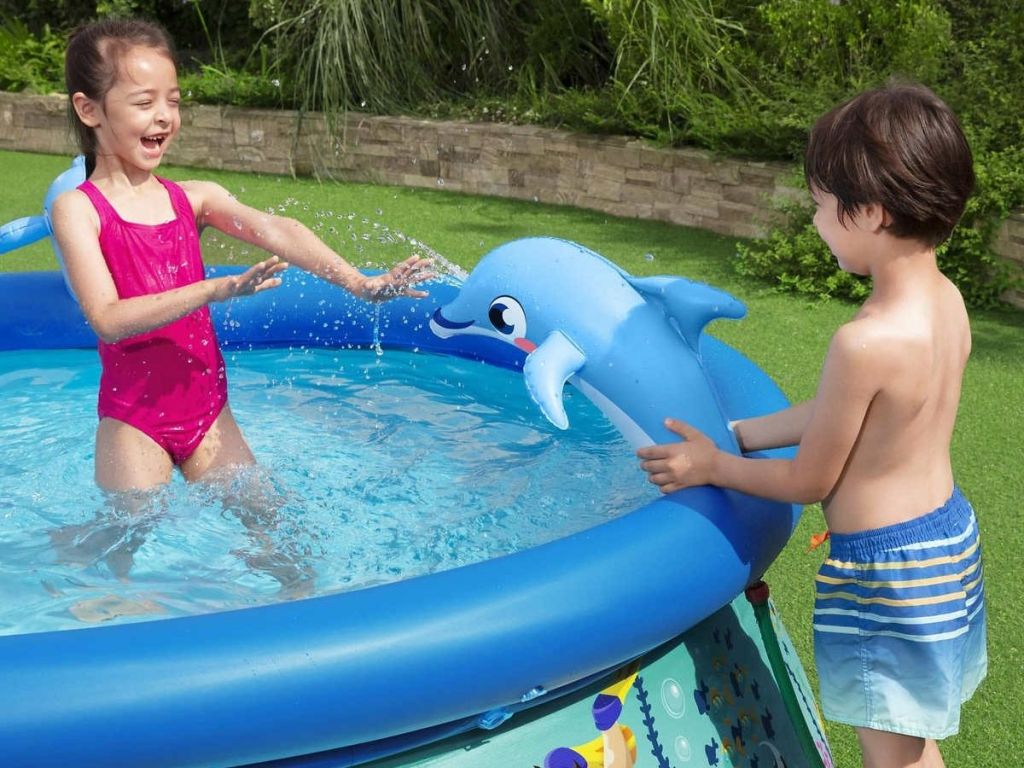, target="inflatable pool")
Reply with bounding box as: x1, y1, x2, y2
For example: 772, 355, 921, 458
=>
0, 160, 824, 768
